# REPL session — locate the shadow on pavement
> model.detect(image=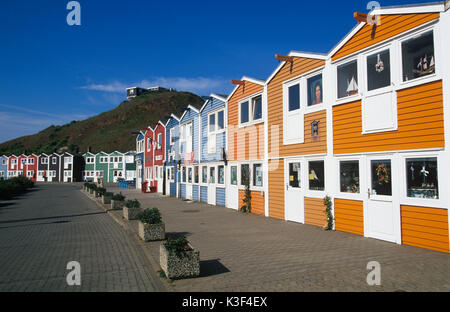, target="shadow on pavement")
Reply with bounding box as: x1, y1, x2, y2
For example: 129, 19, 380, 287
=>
0, 211, 106, 225
199, 259, 230, 277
